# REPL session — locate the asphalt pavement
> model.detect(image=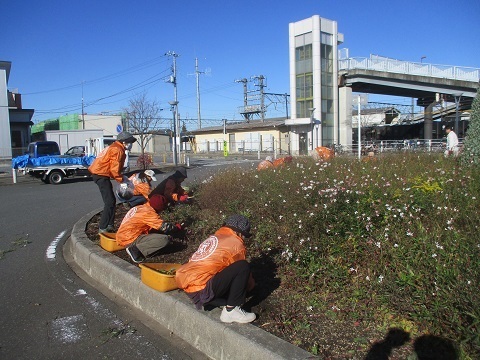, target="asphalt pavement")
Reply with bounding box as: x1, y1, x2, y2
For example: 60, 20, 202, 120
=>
0, 162, 209, 360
